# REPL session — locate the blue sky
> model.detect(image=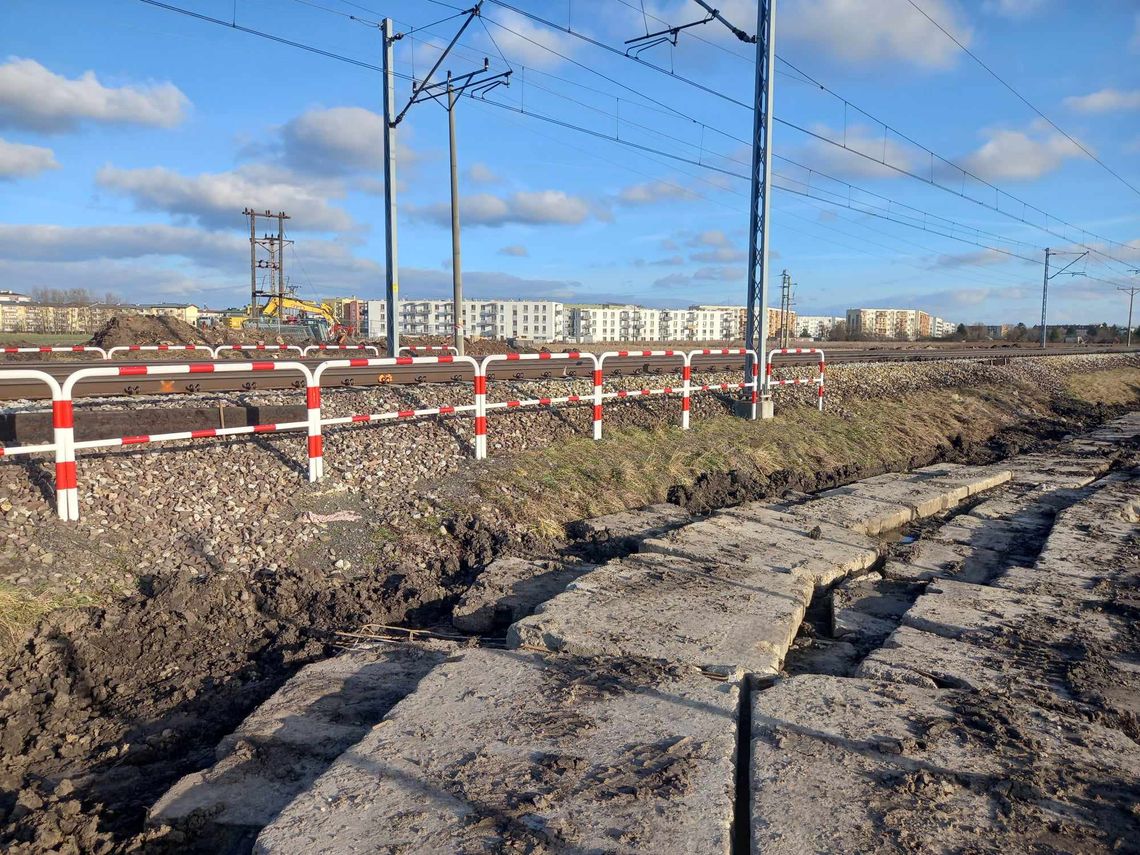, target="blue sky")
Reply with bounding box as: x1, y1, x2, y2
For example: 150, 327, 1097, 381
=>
1, 0, 1138, 324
